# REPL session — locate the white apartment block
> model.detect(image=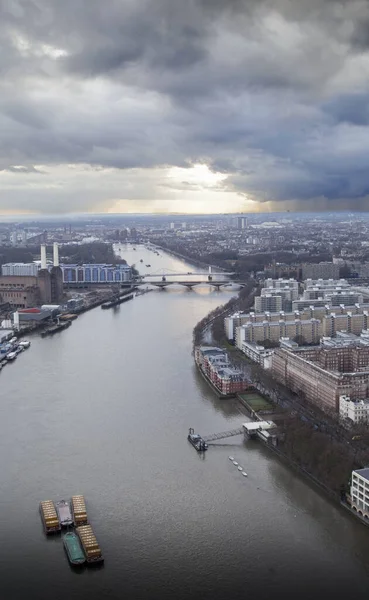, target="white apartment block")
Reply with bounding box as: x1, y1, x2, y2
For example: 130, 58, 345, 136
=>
236, 318, 322, 347
350, 469, 369, 518
240, 341, 274, 369
339, 395, 369, 424
254, 294, 283, 313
